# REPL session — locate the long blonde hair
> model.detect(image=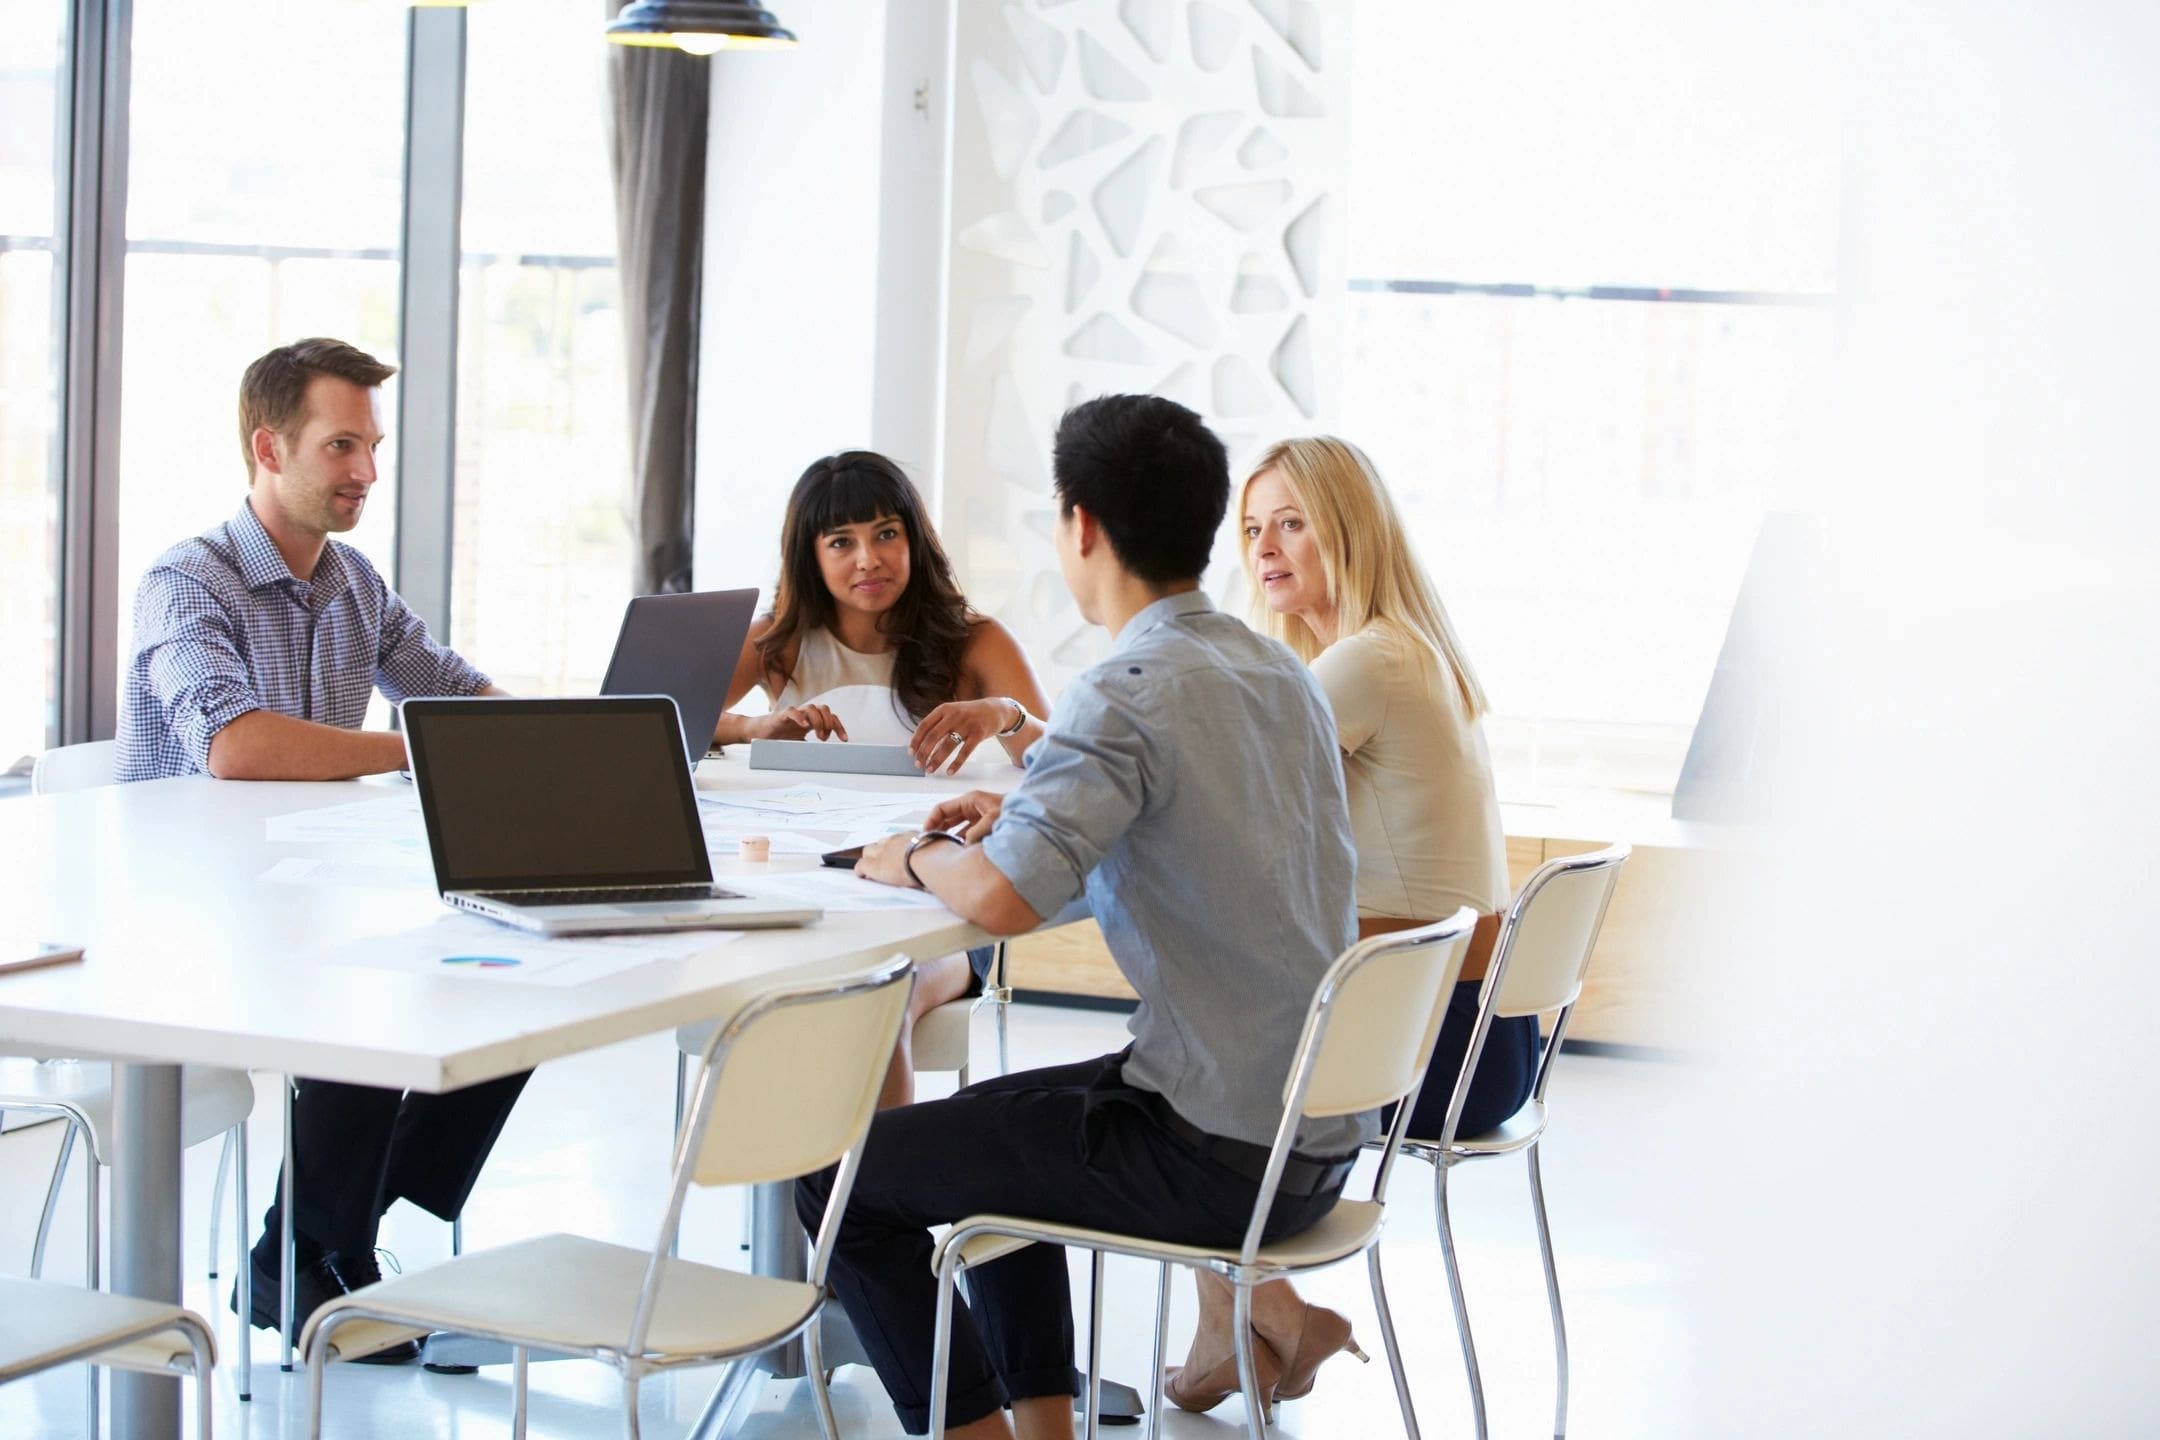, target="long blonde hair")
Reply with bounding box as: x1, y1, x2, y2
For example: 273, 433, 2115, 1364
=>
1239, 436, 1489, 720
